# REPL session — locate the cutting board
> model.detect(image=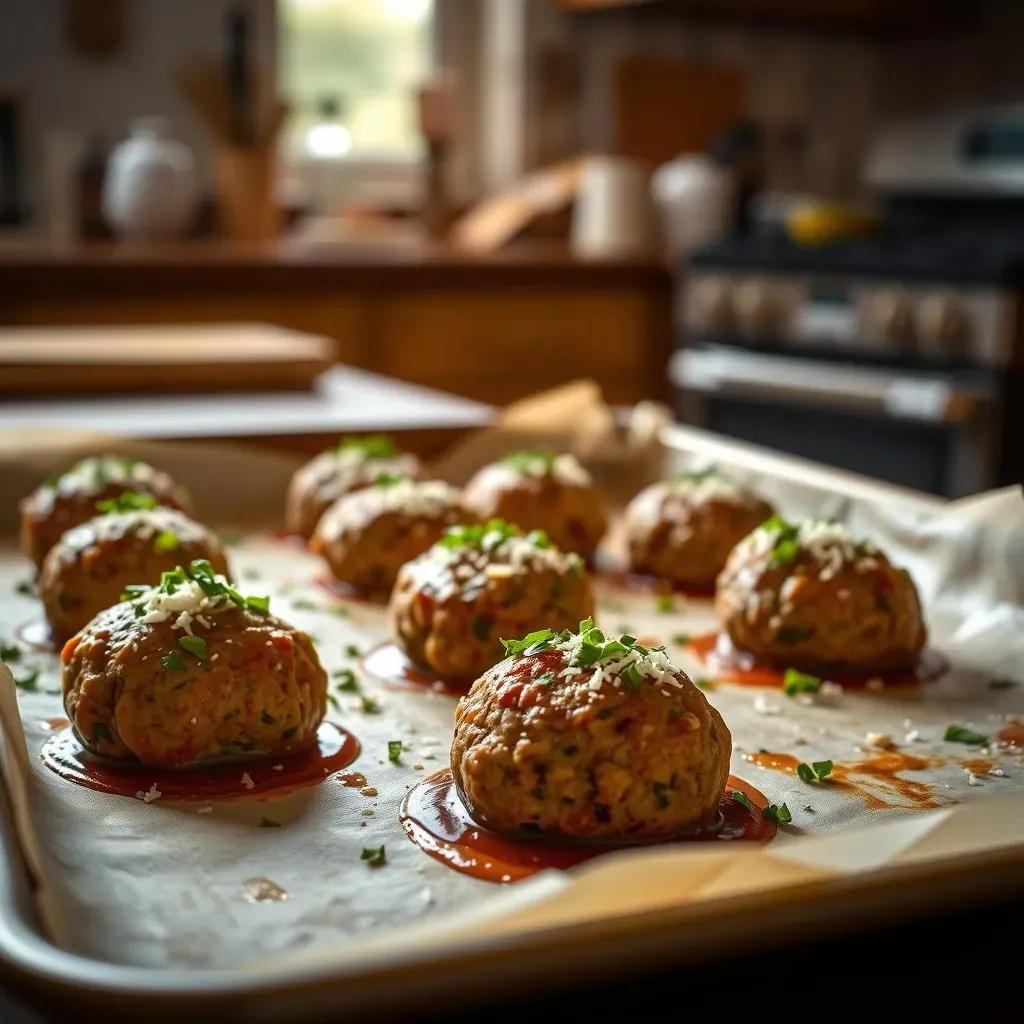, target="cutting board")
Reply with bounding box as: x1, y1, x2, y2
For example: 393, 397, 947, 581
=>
613, 57, 746, 169
0, 323, 334, 397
